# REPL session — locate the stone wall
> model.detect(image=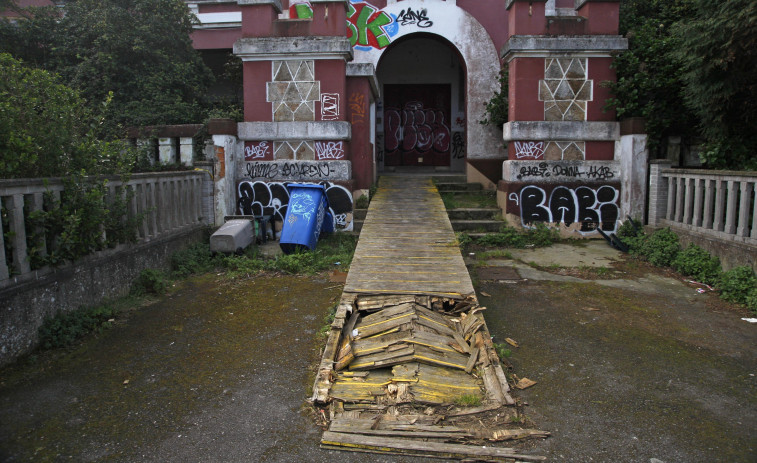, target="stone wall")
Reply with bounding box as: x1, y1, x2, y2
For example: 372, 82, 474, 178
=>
0, 226, 206, 367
